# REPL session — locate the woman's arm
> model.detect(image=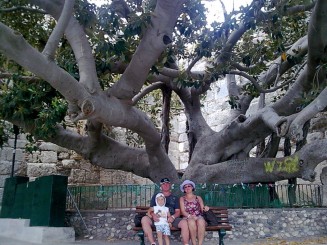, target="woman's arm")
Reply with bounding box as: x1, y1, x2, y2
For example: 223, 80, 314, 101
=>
197, 196, 209, 212
179, 196, 189, 218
